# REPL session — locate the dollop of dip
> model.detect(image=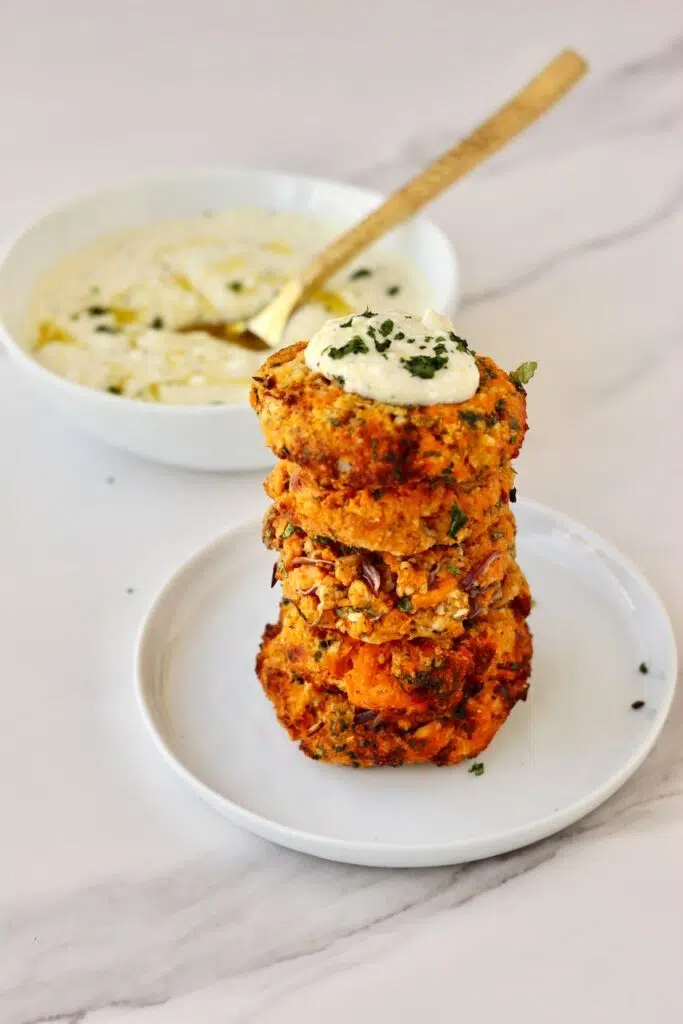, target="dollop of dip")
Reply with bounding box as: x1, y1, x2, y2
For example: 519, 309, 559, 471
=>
304, 309, 480, 406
